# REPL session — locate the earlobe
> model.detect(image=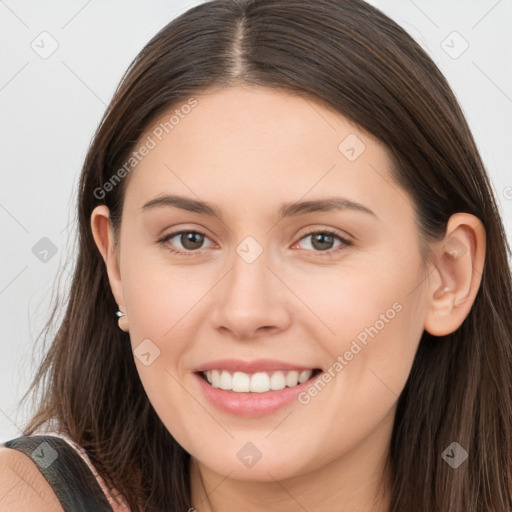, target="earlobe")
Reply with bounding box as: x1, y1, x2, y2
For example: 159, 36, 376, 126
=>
424, 213, 486, 337
90, 205, 125, 309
